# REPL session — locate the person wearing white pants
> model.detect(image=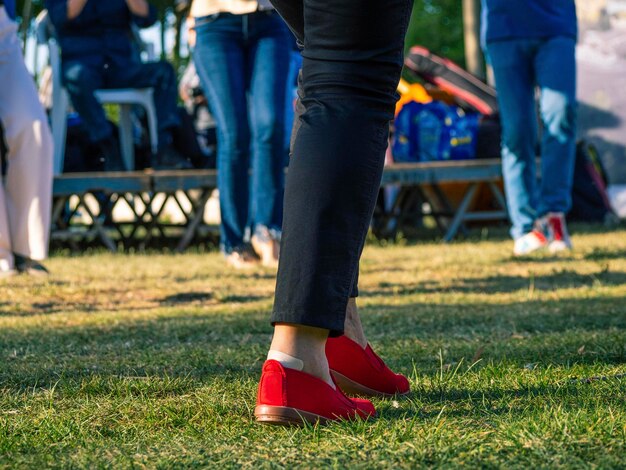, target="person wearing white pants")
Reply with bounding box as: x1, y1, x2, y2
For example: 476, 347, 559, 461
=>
0, 1, 53, 277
